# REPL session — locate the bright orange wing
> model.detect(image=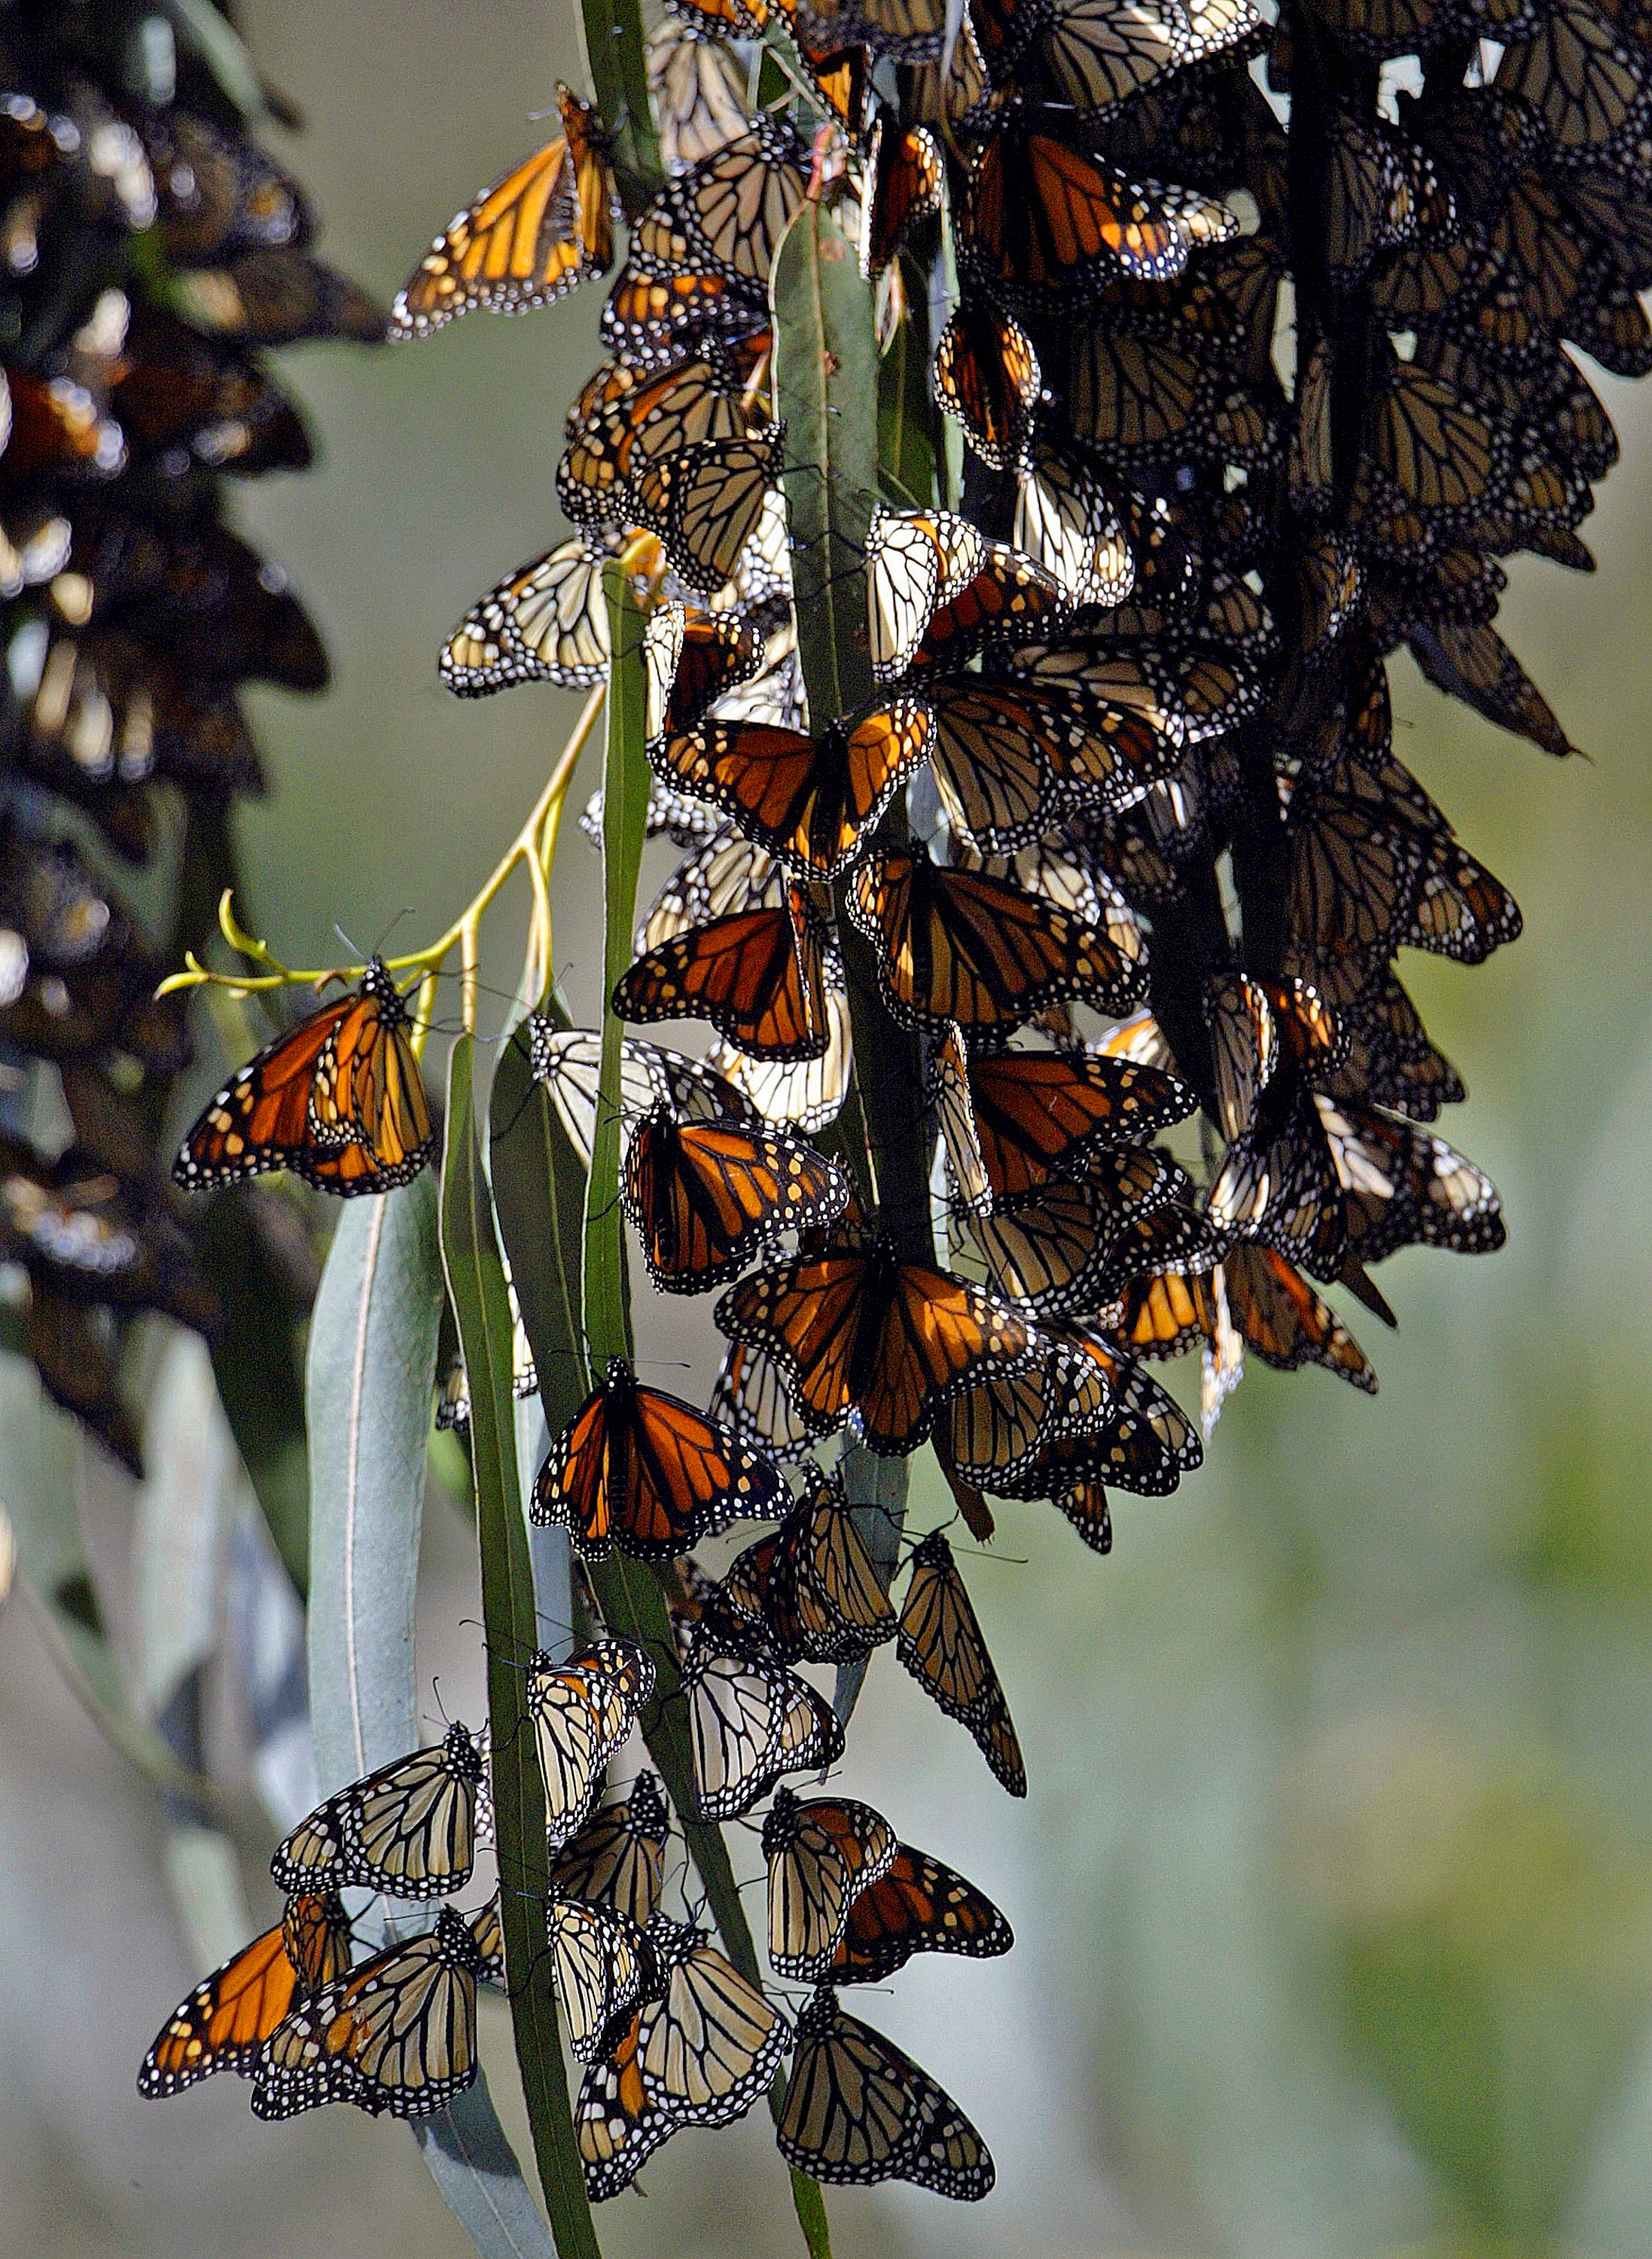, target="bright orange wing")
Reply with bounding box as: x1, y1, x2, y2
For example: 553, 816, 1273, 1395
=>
622, 1106, 846, 1292
137, 1893, 350, 2096
612, 892, 831, 1060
